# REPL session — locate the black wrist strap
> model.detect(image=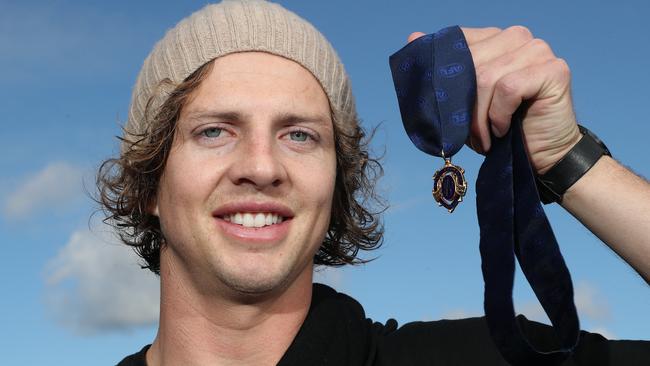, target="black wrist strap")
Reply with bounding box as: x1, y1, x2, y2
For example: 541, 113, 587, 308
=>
536, 125, 611, 204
